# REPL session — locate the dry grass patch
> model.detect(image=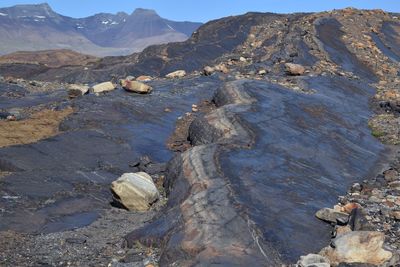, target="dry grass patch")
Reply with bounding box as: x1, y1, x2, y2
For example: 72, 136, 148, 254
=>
0, 107, 73, 148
